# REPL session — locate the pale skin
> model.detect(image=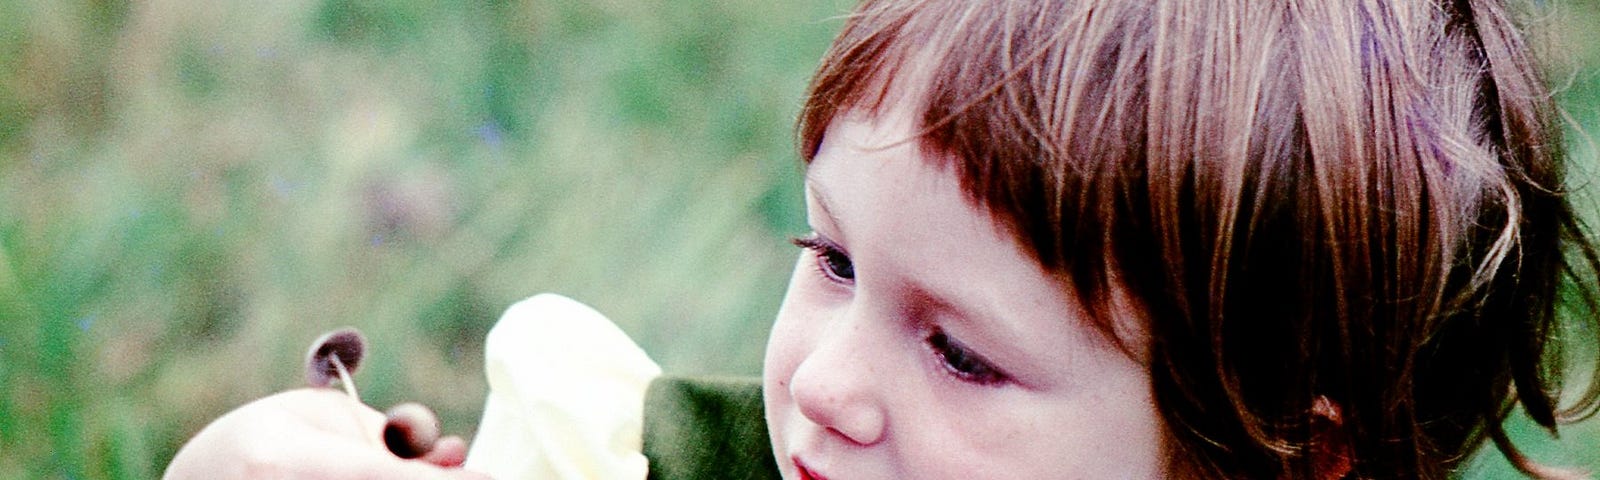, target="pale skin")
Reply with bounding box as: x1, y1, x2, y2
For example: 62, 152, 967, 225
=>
763, 106, 1169, 479
163, 388, 486, 479
164, 104, 1170, 480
